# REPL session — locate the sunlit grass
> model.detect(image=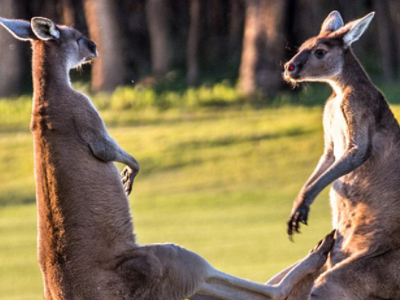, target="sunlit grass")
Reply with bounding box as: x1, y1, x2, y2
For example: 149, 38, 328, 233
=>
1, 85, 400, 298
